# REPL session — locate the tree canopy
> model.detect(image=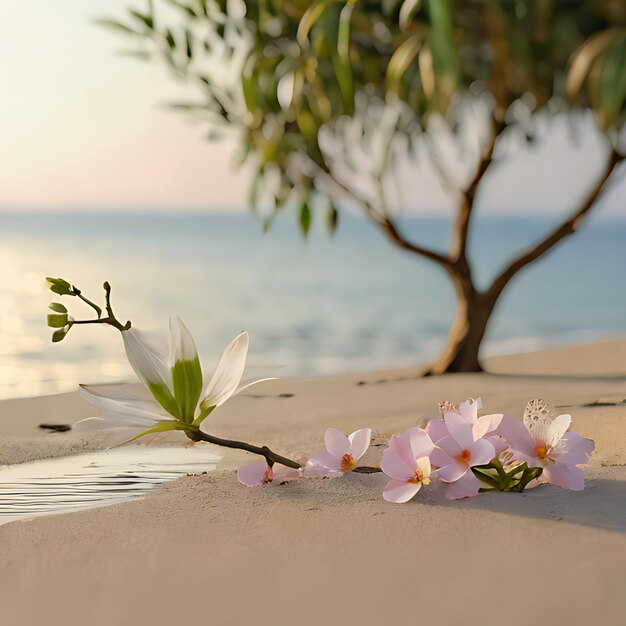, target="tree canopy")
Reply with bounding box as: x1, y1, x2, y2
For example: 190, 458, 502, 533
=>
103, 0, 625, 228
101, 1, 626, 373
